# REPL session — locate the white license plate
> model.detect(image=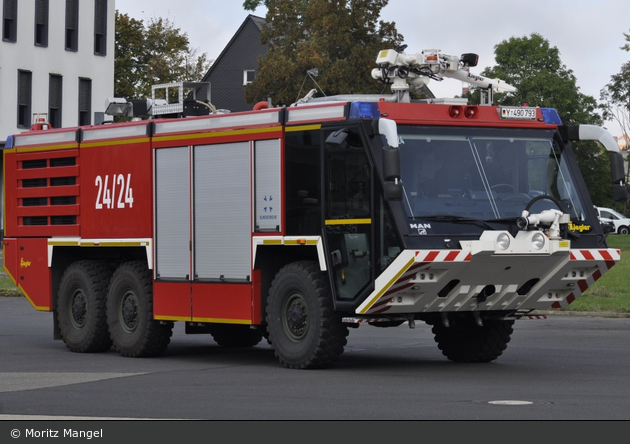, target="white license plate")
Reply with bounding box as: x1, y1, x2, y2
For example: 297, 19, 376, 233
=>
500, 107, 537, 120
